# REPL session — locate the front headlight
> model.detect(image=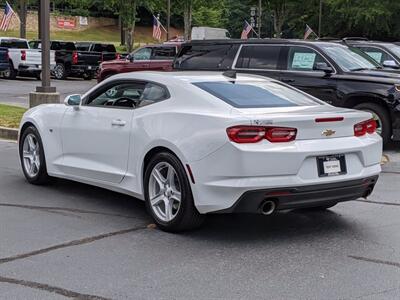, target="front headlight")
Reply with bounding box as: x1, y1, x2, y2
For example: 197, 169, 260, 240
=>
395, 84, 400, 92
